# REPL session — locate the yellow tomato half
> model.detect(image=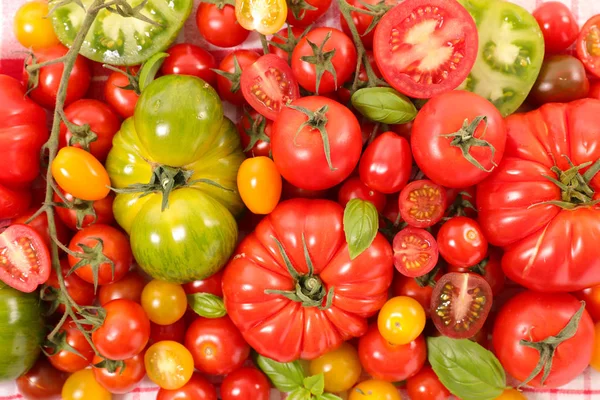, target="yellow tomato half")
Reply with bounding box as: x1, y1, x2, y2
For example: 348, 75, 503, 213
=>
235, 0, 287, 35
